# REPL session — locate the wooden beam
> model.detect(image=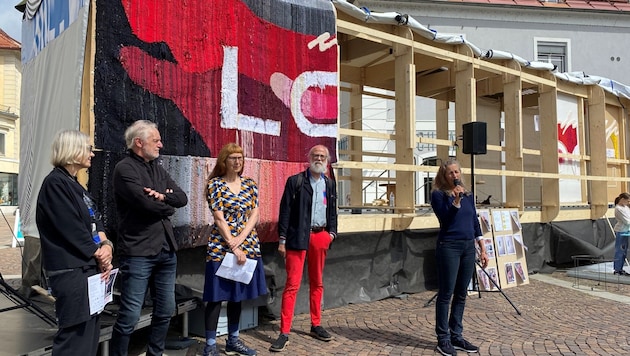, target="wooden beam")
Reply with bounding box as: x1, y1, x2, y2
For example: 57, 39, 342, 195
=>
78, 0, 97, 188
522, 93, 540, 108
337, 18, 556, 88
414, 54, 450, 73
340, 37, 390, 63
619, 104, 629, 193
504, 61, 524, 211
338, 127, 393, 140
340, 64, 362, 84
417, 70, 452, 97
454, 45, 476, 183
538, 73, 560, 222
588, 86, 608, 219
436, 100, 450, 162
334, 161, 626, 182
339, 149, 395, 158
350, 84, 364, 207
577, 97, 588, 205
364, 61, 396, 84
392, 27, 415, 214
